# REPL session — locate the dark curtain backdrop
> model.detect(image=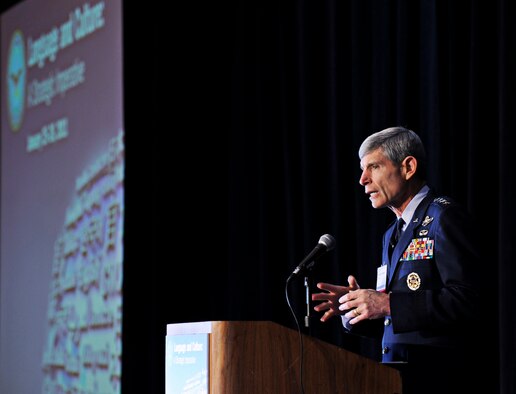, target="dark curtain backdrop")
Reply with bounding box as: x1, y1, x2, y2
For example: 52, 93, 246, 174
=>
125, 0, 515, 393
